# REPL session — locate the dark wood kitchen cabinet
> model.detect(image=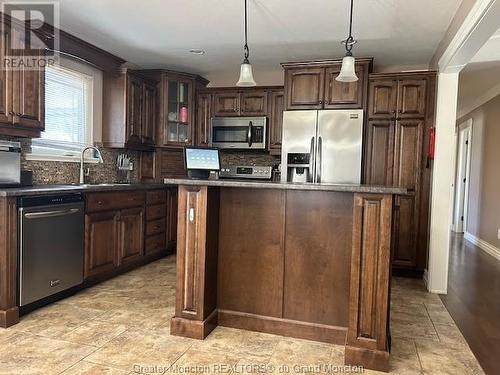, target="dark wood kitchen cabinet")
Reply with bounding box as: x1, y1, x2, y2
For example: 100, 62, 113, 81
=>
369, 79, 426, 120
365, 72, 436, 275
136, 70, 209, 148
118, 207, 145, 266
213, 90, 268, 117
85, 191, 146, 280
195, 91, 211, 147
282, 58, 372, 111
103, 70, 157, 150
0, 26, 45, 138
84, 211, 119, 279
142, 82, 157, 145
269, 89, 284, 155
